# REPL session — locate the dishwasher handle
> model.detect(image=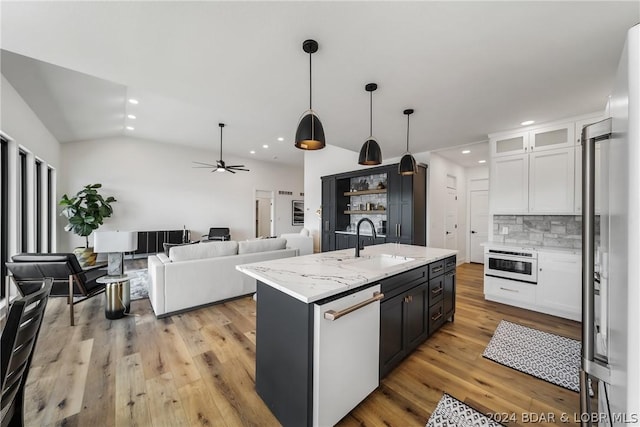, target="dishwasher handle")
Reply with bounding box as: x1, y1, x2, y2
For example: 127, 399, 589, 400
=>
324, 291, 384, 321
